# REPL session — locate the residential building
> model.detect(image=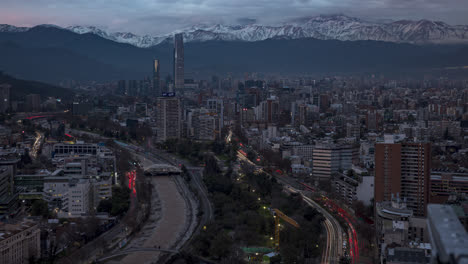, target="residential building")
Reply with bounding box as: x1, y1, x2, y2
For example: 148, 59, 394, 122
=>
332, 172, 359, 205
0, 220, 41, 264
207, 98, 224, 128
375, 136, 431, 216
258, 96, 280, 123
192, 109, 219, 141
44, 177, 92, 218
0, 166, 19, 218
430, 169, 468, 203
155, 96, 181, 142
